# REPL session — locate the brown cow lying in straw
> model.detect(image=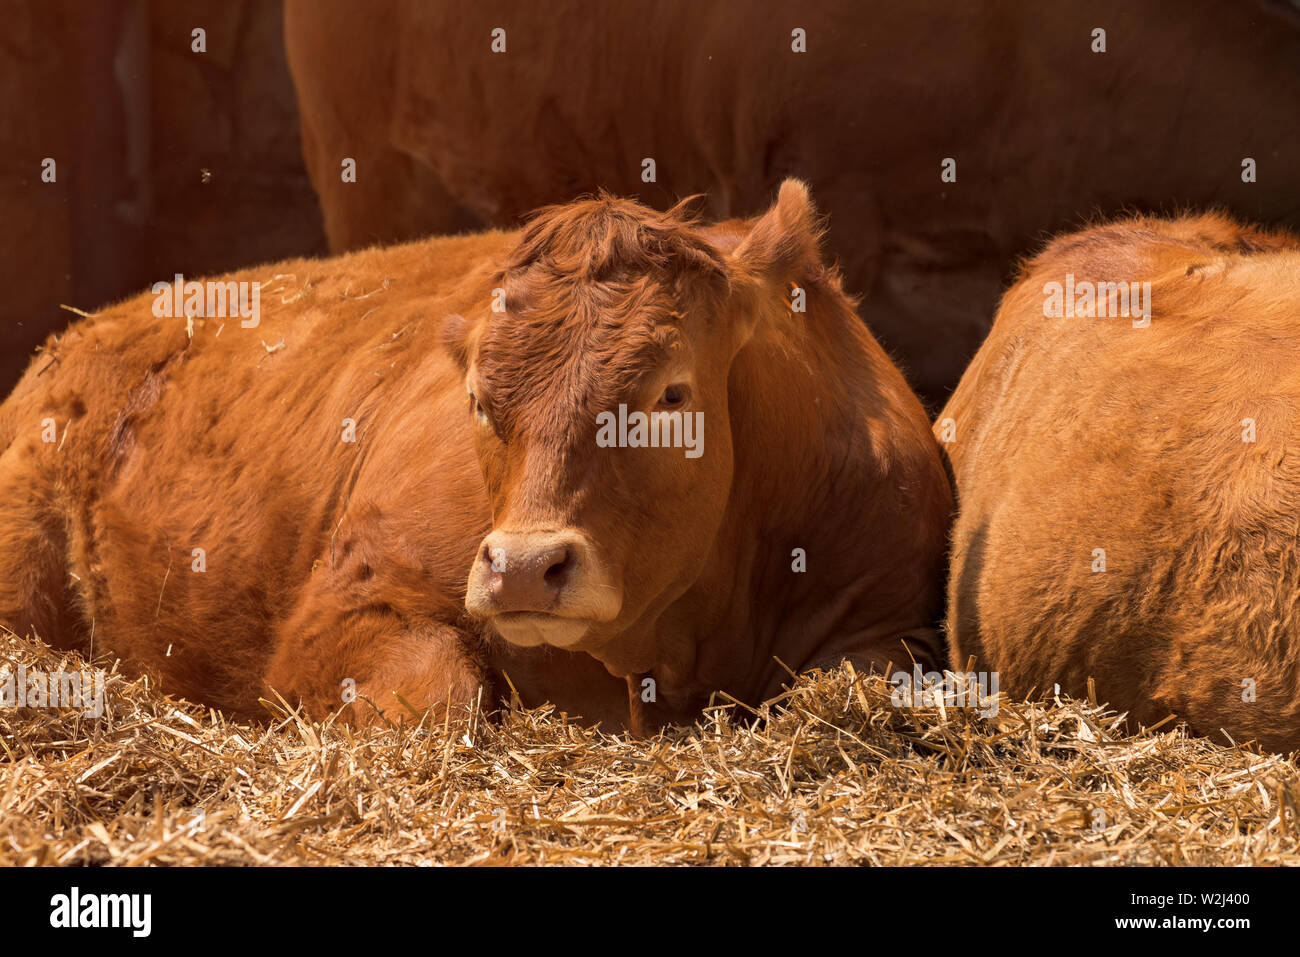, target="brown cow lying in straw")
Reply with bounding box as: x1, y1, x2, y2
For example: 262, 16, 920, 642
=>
940, 213, 1300, 752
0, 180, 951, 732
